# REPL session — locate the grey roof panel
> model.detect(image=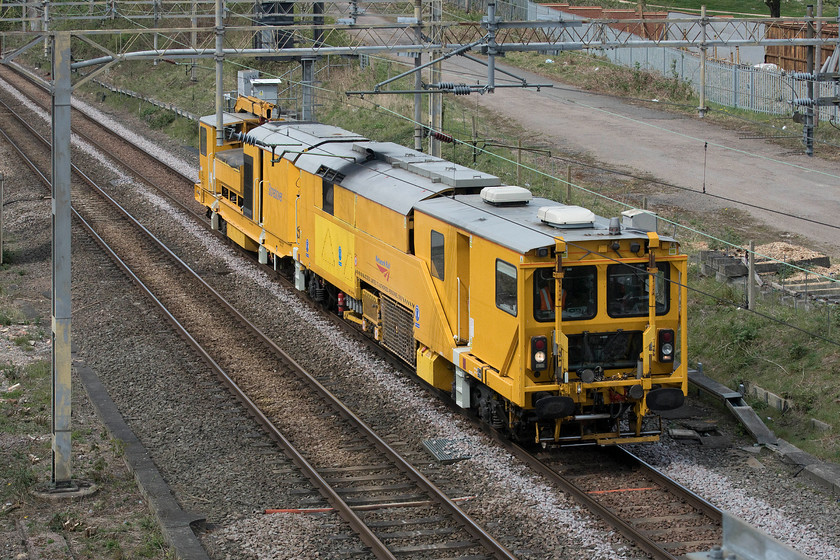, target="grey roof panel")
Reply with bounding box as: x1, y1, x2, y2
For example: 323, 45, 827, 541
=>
415, 195, 673, 254
241, 126, 495, 214
222, 121, 672, 251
